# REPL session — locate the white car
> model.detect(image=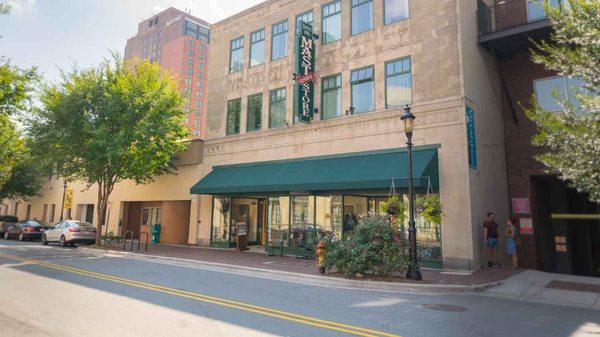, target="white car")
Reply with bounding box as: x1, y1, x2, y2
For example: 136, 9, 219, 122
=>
42, 220, 96, 247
